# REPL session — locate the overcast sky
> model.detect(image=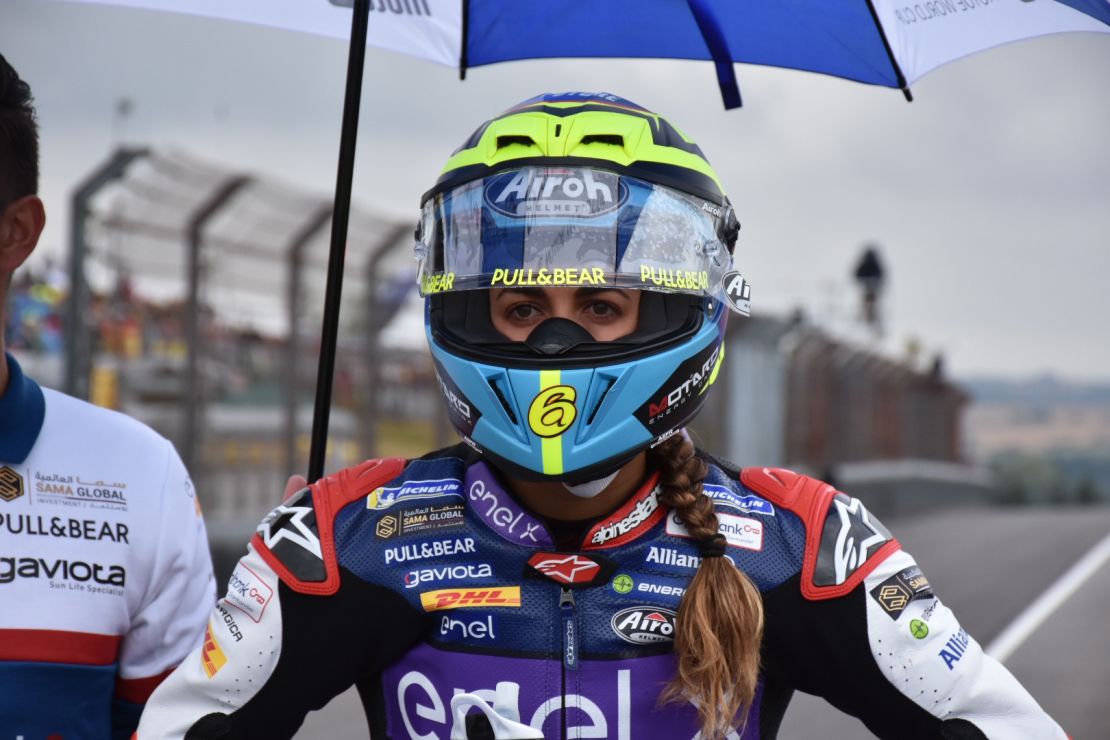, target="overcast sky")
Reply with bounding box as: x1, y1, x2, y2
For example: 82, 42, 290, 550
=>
3, 0, 1108, 382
